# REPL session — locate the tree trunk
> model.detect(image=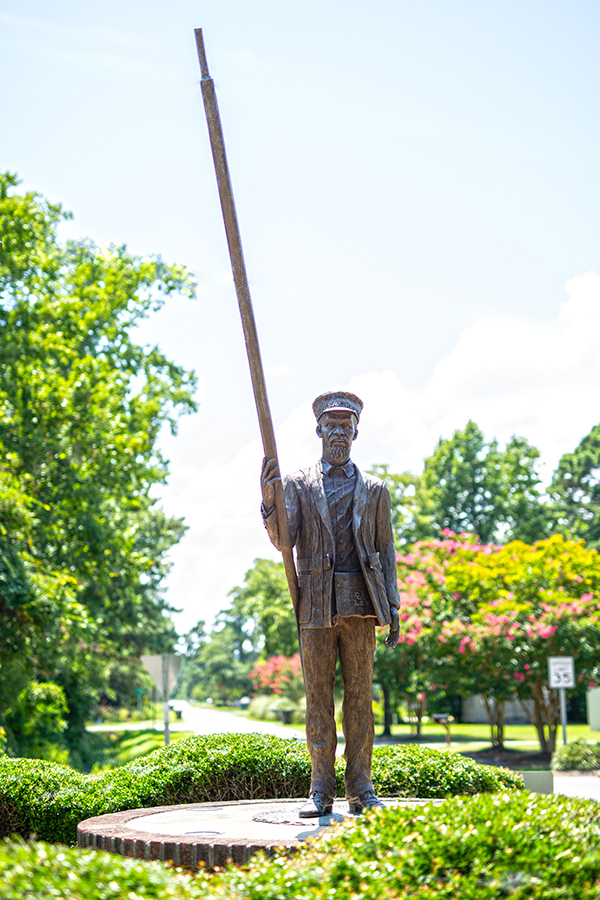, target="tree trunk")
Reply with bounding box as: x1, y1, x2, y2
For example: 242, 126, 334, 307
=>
518, 683, 559, 754
495, 699, 505, 749
481, 695, 505, 748
415, 691, 426, 738
381, 684, 393, 737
